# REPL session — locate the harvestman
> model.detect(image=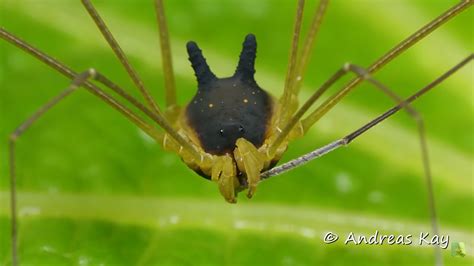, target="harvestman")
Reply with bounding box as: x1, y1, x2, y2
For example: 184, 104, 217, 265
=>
1, 0, 472, 265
